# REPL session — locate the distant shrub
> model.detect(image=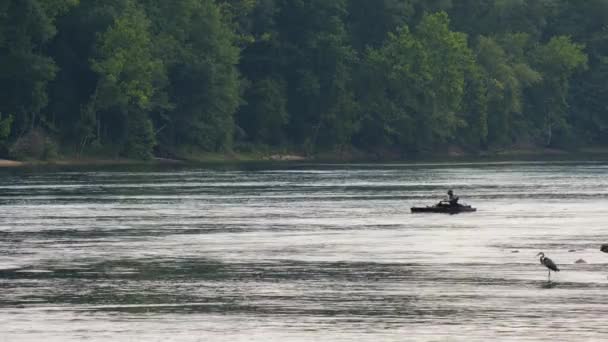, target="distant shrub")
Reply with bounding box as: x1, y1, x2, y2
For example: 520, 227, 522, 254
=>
0, 113, 13, 143
122, 112, 156, 160
10, 130, 58, 161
